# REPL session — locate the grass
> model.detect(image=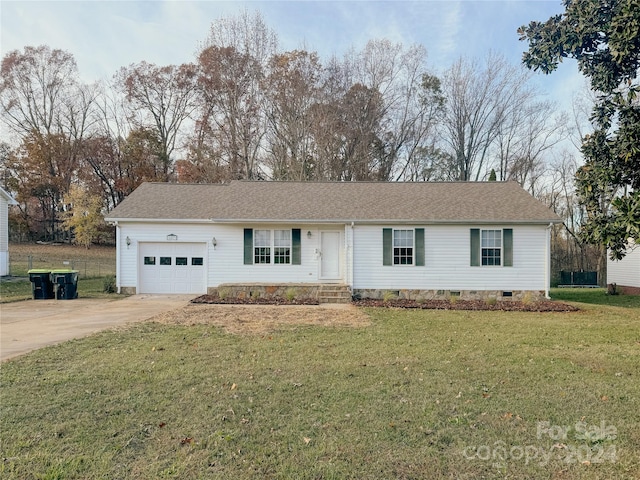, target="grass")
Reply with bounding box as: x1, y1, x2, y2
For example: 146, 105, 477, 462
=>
551, 287, 640, 308
0, 277, 122, 303
1, 299, 639, 478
